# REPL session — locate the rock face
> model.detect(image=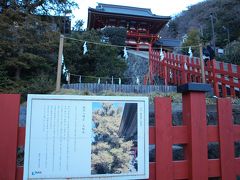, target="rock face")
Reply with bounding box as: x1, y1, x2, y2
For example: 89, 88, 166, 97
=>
233, 104, 240, 125
19, 105, 26, 127
124, 50, 149, 84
